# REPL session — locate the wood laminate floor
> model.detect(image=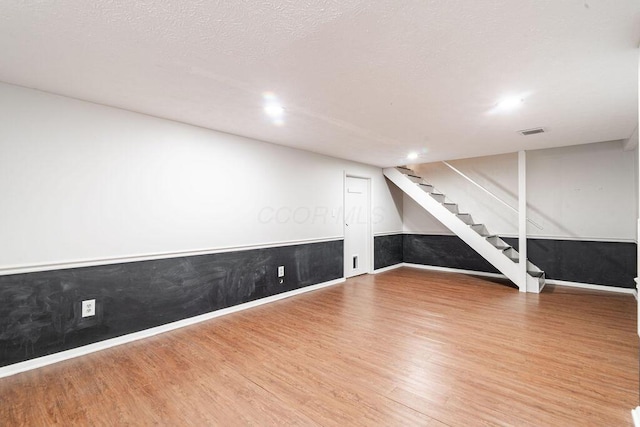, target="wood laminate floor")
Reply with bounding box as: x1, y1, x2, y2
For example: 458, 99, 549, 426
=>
0, 267, 637, 426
